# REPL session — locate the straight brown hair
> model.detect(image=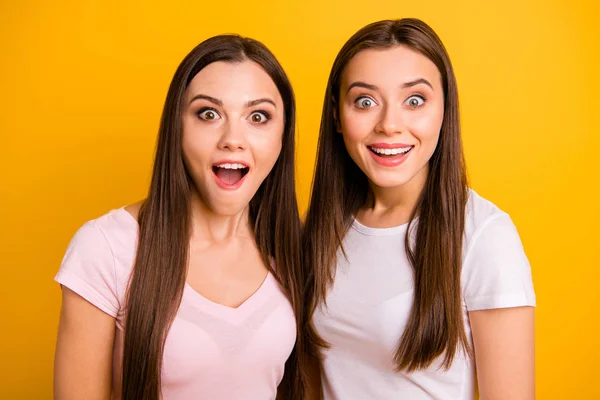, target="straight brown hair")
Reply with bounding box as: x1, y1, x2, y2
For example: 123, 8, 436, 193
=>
122, 35, 304, 400
303, 18, 471, 372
